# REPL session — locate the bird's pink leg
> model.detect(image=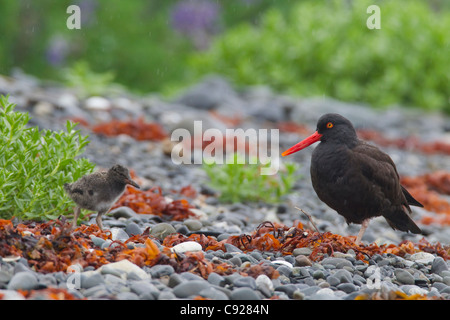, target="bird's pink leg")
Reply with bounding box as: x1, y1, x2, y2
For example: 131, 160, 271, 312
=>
72, 206, 80, 229
355, 219, 370, 245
